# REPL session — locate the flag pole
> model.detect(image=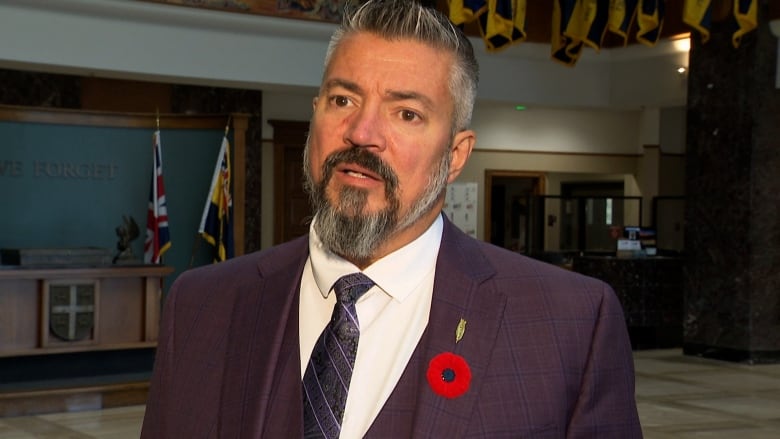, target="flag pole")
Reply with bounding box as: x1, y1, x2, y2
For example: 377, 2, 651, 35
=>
189, 232, 201, 268
155, 107, 162, 266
